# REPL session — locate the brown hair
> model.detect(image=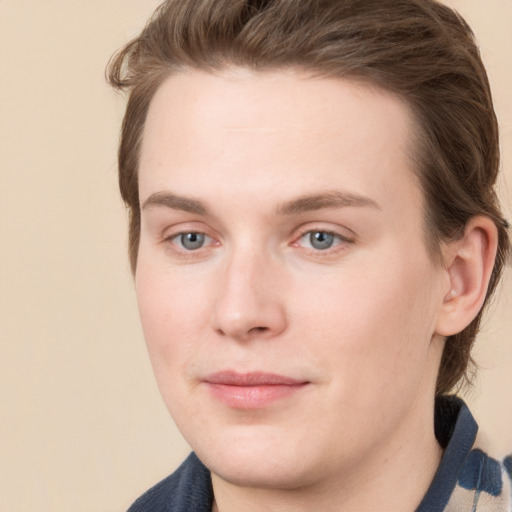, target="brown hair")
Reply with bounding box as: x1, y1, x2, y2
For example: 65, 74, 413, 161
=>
106, 0, 510, 395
